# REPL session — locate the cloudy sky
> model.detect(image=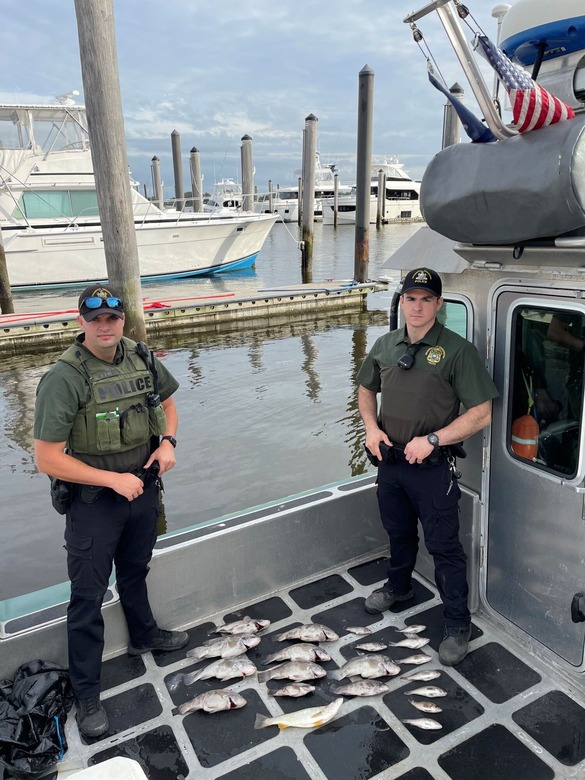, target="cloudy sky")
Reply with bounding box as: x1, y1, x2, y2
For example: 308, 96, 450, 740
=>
1, 0, 504, 198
